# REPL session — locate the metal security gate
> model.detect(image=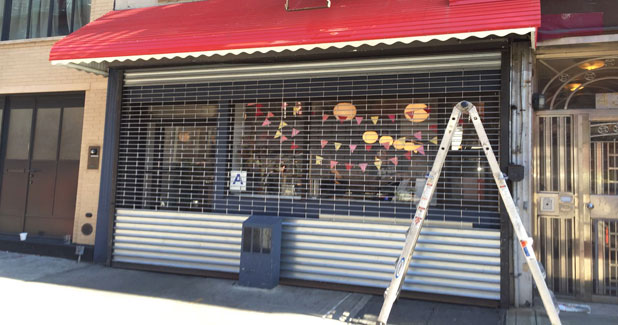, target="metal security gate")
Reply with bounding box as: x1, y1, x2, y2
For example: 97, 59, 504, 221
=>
281, 217, 500, 300
112, 52, 505, 302
534, 110, 618, 301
